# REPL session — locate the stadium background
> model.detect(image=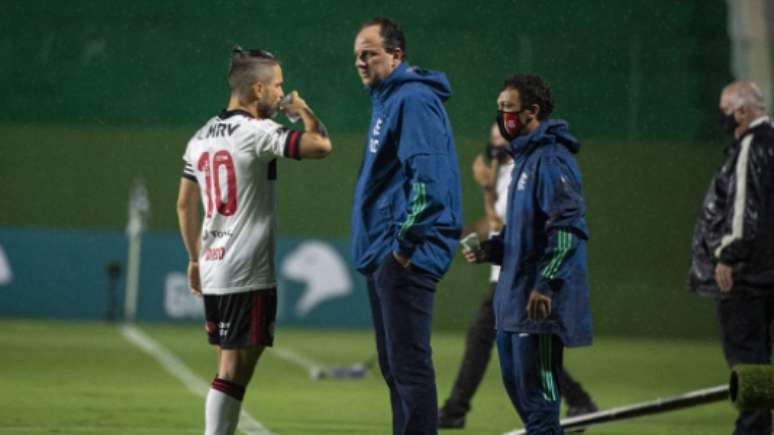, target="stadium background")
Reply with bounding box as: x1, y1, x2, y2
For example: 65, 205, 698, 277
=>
6, 1, 774, 434
0, 0, 731, 337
